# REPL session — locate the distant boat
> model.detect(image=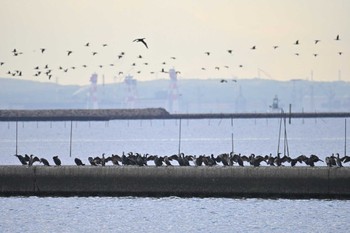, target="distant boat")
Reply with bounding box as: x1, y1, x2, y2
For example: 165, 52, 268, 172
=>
269, 95, 282, 112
